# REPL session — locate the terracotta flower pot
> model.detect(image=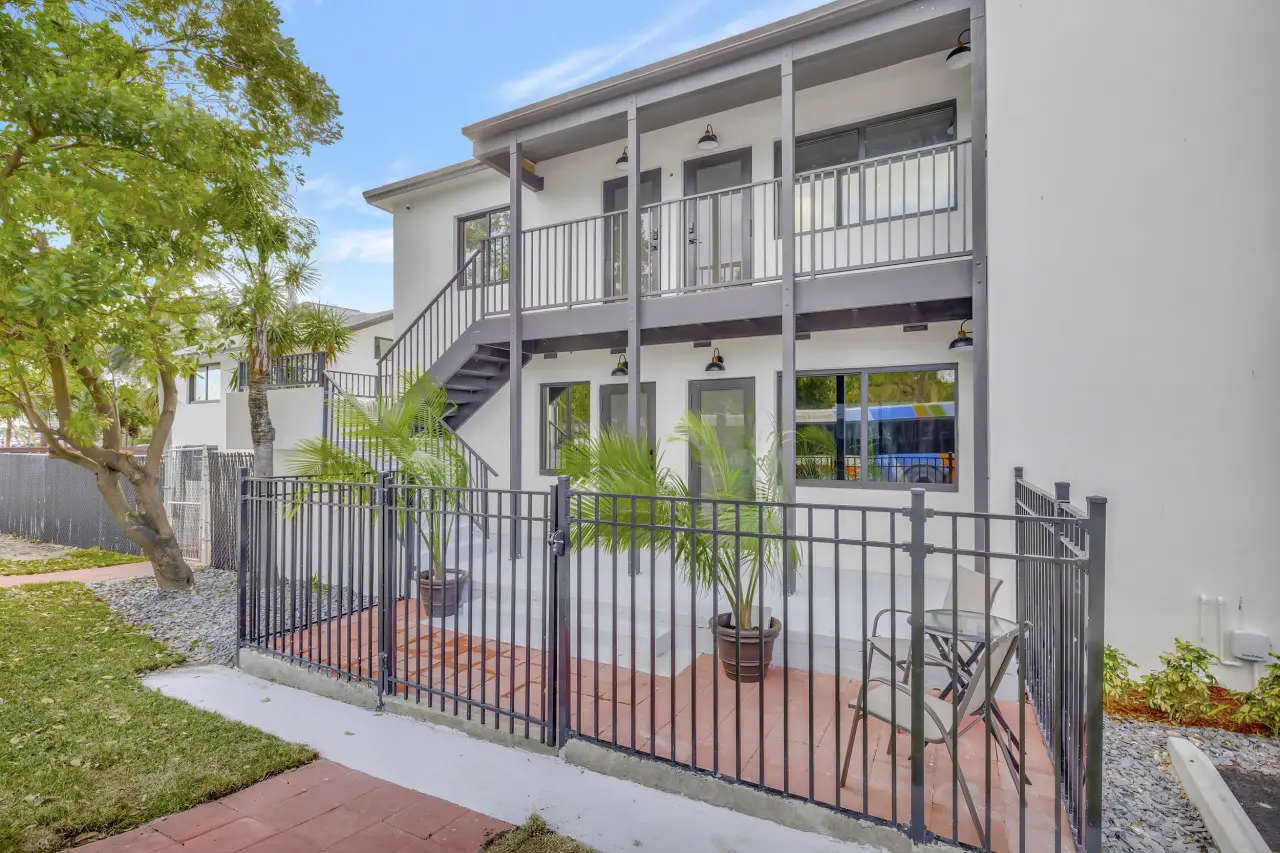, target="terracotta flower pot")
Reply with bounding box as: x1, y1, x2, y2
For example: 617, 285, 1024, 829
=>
713, 613, 781, 683
418, 569, 470, 618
